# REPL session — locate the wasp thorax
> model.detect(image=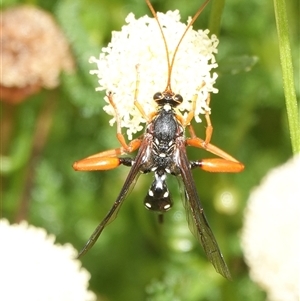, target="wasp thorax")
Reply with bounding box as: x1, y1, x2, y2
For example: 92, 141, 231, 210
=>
153, 91, 183, 107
